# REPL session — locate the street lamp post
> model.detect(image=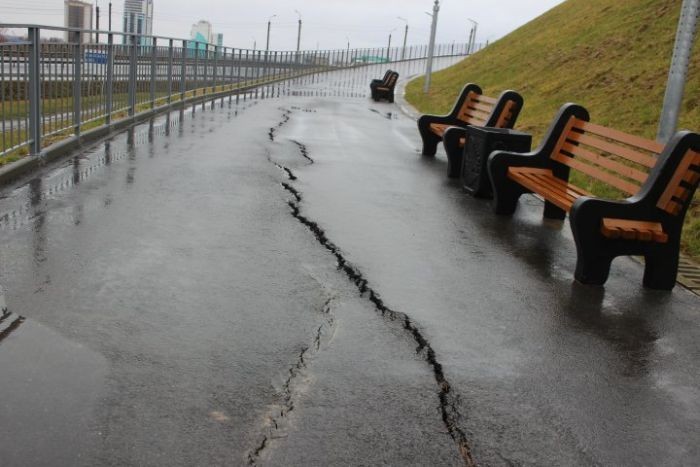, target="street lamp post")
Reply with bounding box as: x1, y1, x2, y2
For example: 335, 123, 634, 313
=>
252, 37, 256, 51
467, 18, 478, 54
397, 16, 408, 60
657, 0, 699, 143
265, 14, 277, 51
294, 10, 302, 53
346, 36, 350, 65
423, 0, 440, 94
386, 29, 395, 62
